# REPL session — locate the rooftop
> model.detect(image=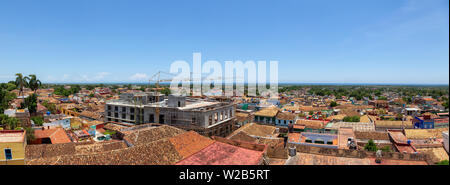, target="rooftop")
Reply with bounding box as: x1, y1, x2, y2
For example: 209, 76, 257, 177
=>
175, 141, 264, 165
254, 107, 279, 117
0, 130, 26, 143
34, 128, 72, 144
